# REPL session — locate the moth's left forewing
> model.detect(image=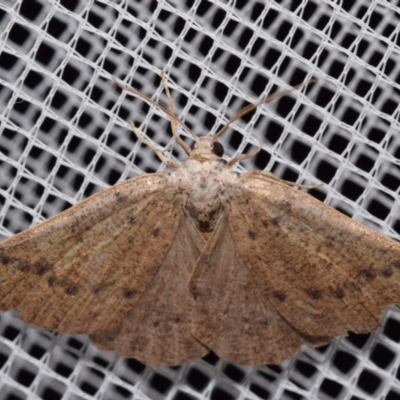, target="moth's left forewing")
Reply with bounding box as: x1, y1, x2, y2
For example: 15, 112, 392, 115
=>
0, 174, 180, 336
92, 212, 209, 366
228, 175, 400, 340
